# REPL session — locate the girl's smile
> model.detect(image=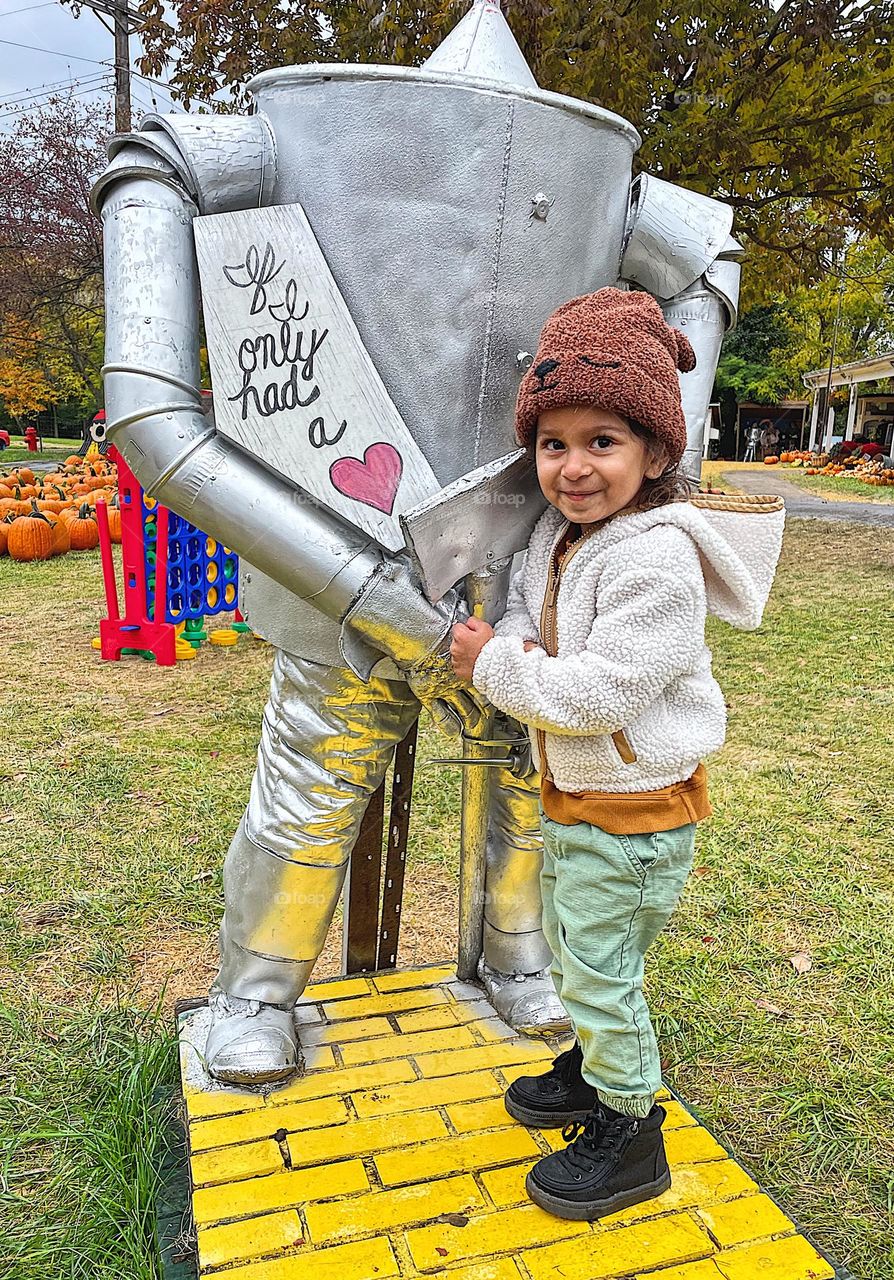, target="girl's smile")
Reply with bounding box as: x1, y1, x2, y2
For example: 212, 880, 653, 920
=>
535, 405, 666, 528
